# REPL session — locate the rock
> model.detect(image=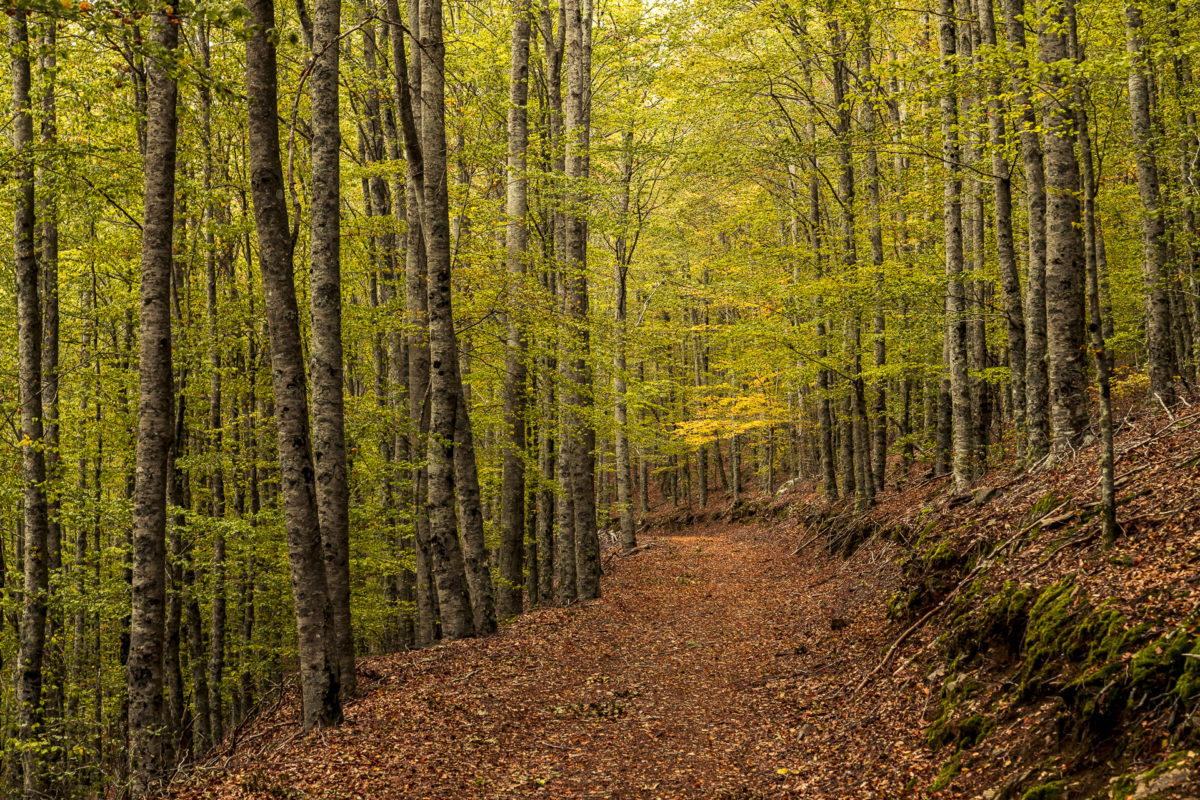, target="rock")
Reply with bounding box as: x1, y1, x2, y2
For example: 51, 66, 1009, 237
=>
973, 486, 999, 506
1131, 767, 1190, 800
